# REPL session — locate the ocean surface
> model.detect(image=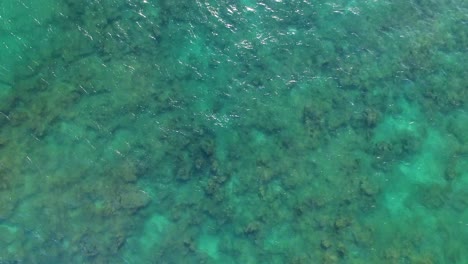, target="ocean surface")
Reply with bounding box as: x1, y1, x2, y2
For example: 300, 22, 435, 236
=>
0, 0, 467, 263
